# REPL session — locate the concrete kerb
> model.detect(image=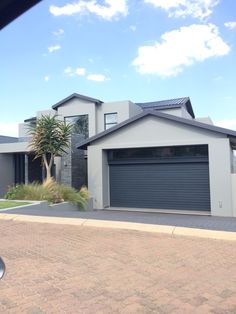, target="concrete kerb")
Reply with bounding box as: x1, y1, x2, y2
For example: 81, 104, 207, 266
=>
0, 213, 236, 241
0, 199, 93, 212
0, 200, 49, 211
